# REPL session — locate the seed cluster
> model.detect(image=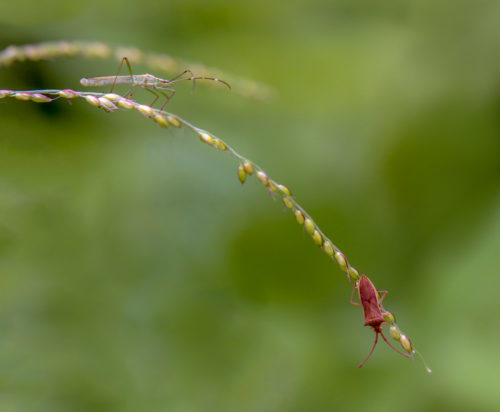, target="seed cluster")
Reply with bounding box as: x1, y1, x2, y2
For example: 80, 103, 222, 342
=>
0, 89, 184, 130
